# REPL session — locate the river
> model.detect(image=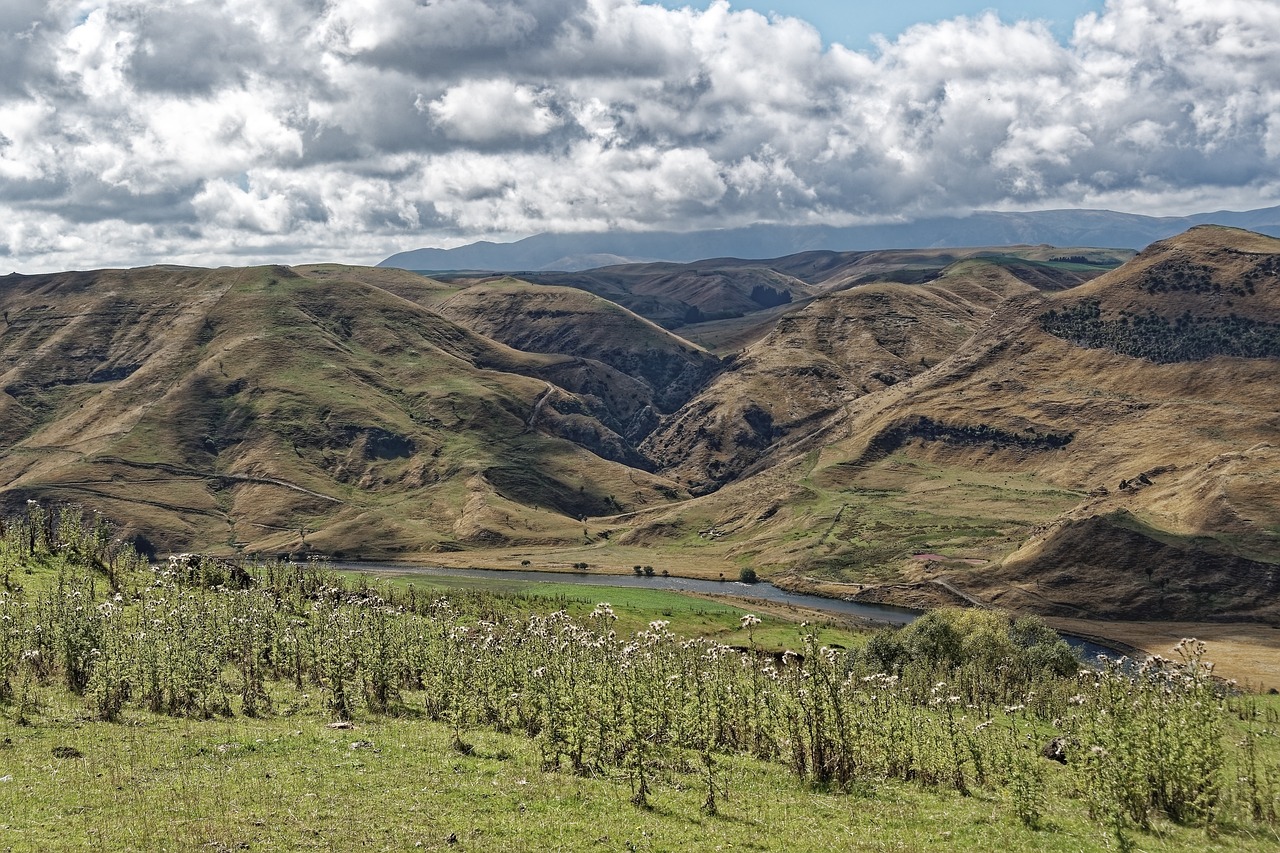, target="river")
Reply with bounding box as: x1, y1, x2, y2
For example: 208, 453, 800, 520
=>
339, 562, 1126, 660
